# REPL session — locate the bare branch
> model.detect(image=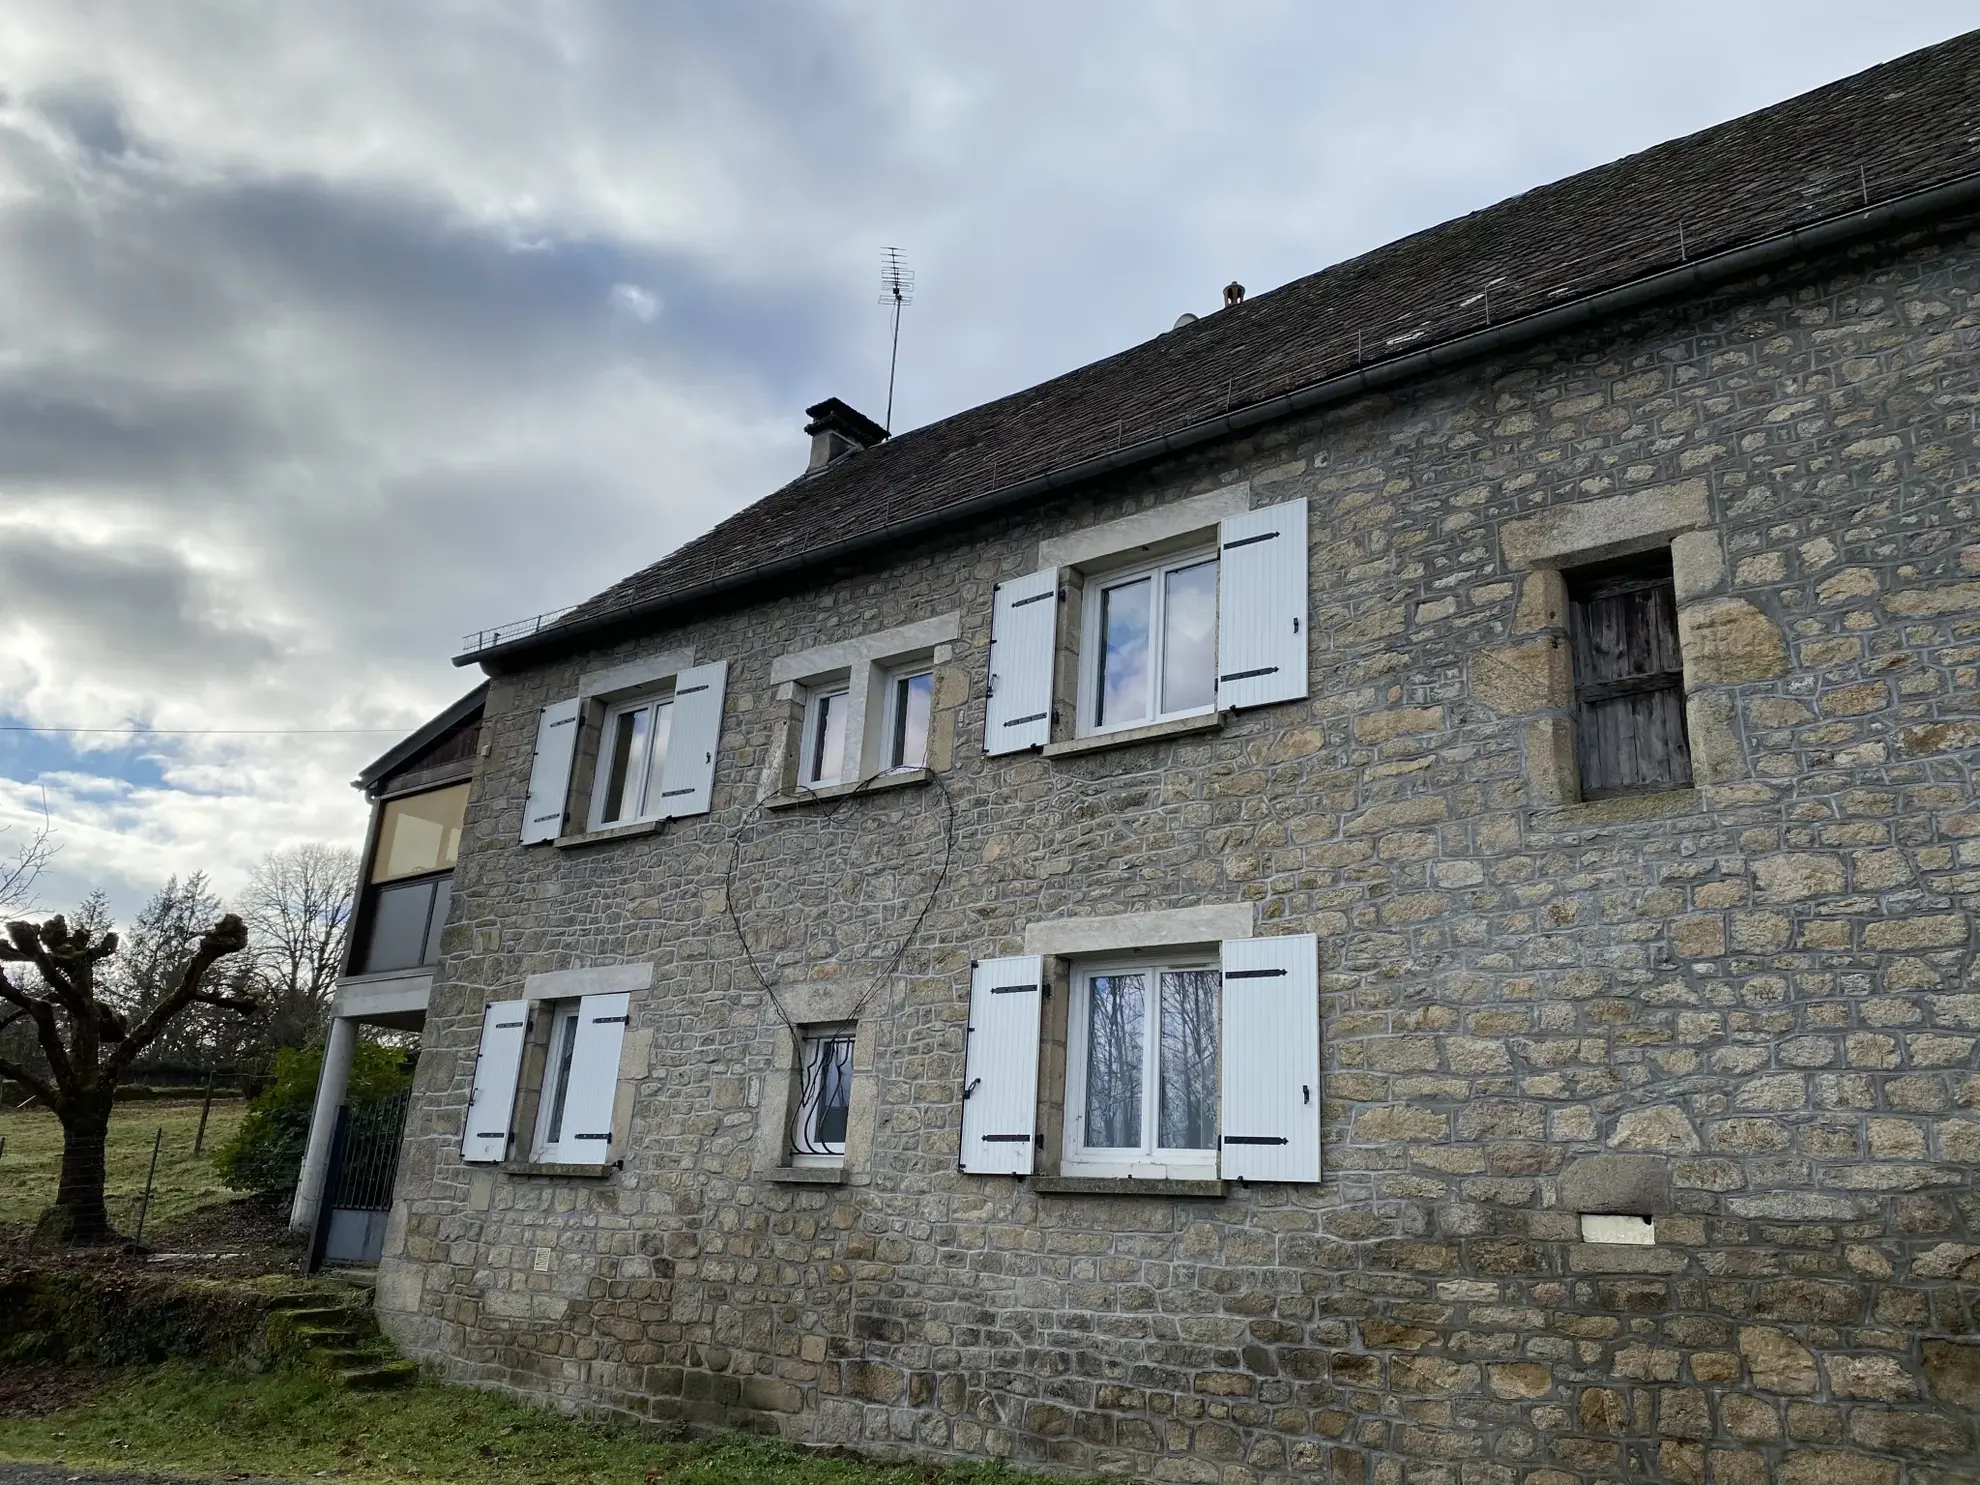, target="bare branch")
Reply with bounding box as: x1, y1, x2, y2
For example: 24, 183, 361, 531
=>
0, 796, 56, 916
107, 913, 252, 1079
188, 989, 261, 1013
0, 1054, 58, 1110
